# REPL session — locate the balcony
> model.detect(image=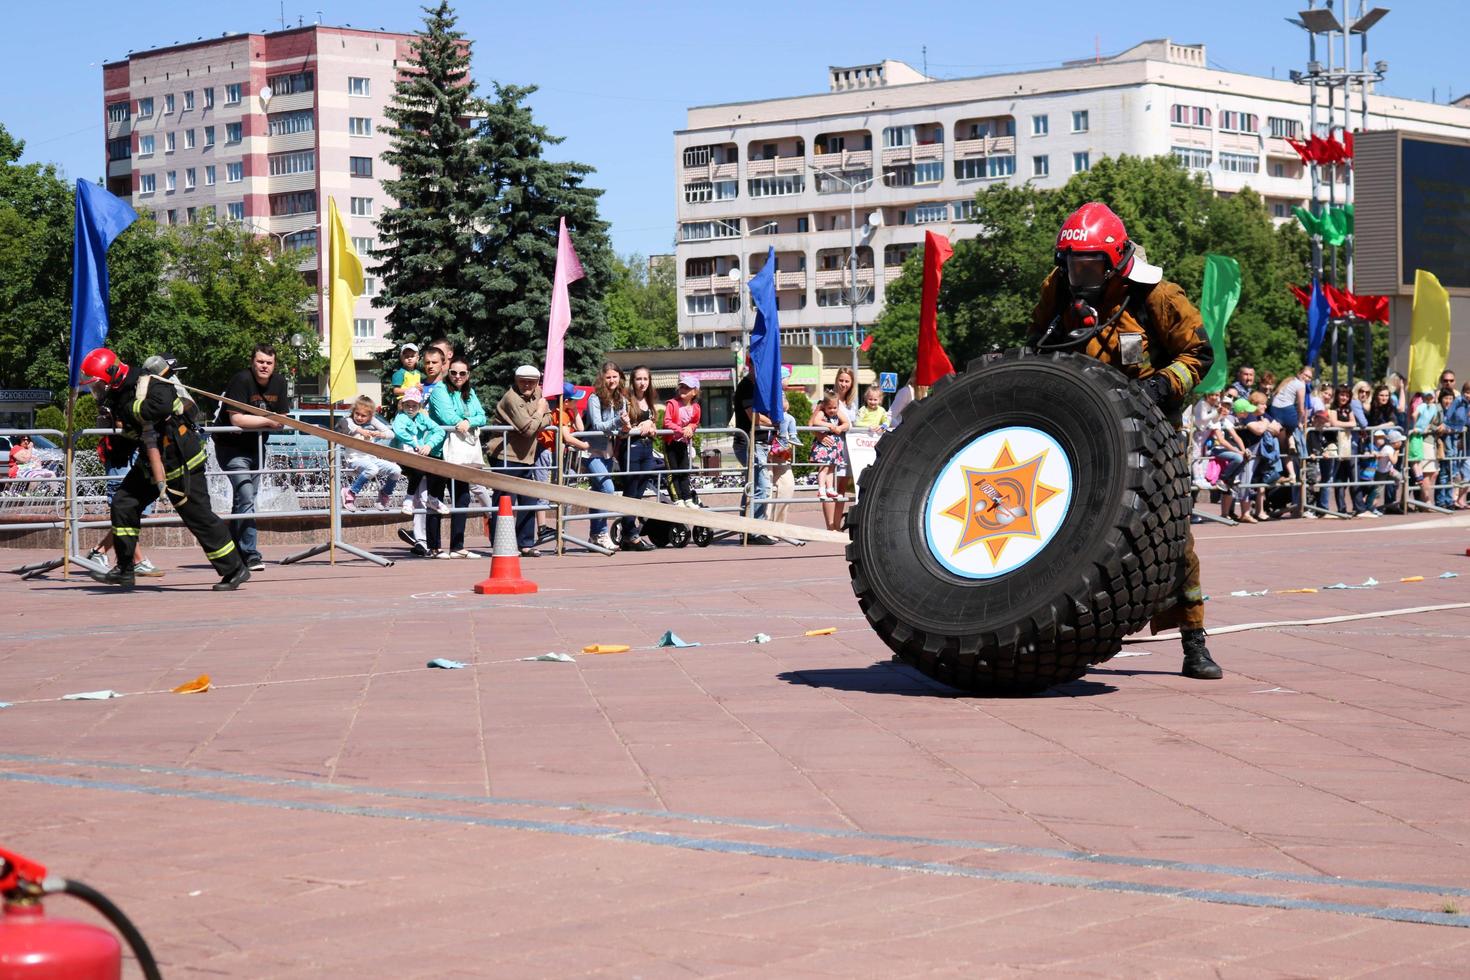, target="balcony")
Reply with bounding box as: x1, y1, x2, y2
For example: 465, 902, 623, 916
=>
268, 90, 315, 114
953, 135, 1016, 158
1168, 124, 1211, 149
881, 142, 944, 167
811, 148, 873, 172
268, 130, 314, 153
681, 161, 738, 184
745, 156, 805, 178
1265, 135, 1302, 159
883, 266, 905, 283
813, 267, 875, 289
107, 158, 132, 179
268, 170, 316, 194
106, 118, 132, 140
776, 270, 807, 290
